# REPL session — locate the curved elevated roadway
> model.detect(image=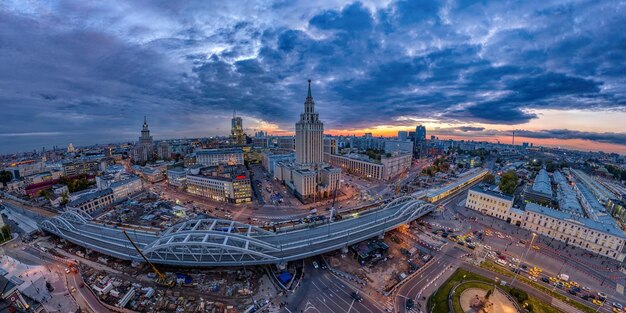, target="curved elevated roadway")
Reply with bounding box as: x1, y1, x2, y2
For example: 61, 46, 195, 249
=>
39, 196, 434, 266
